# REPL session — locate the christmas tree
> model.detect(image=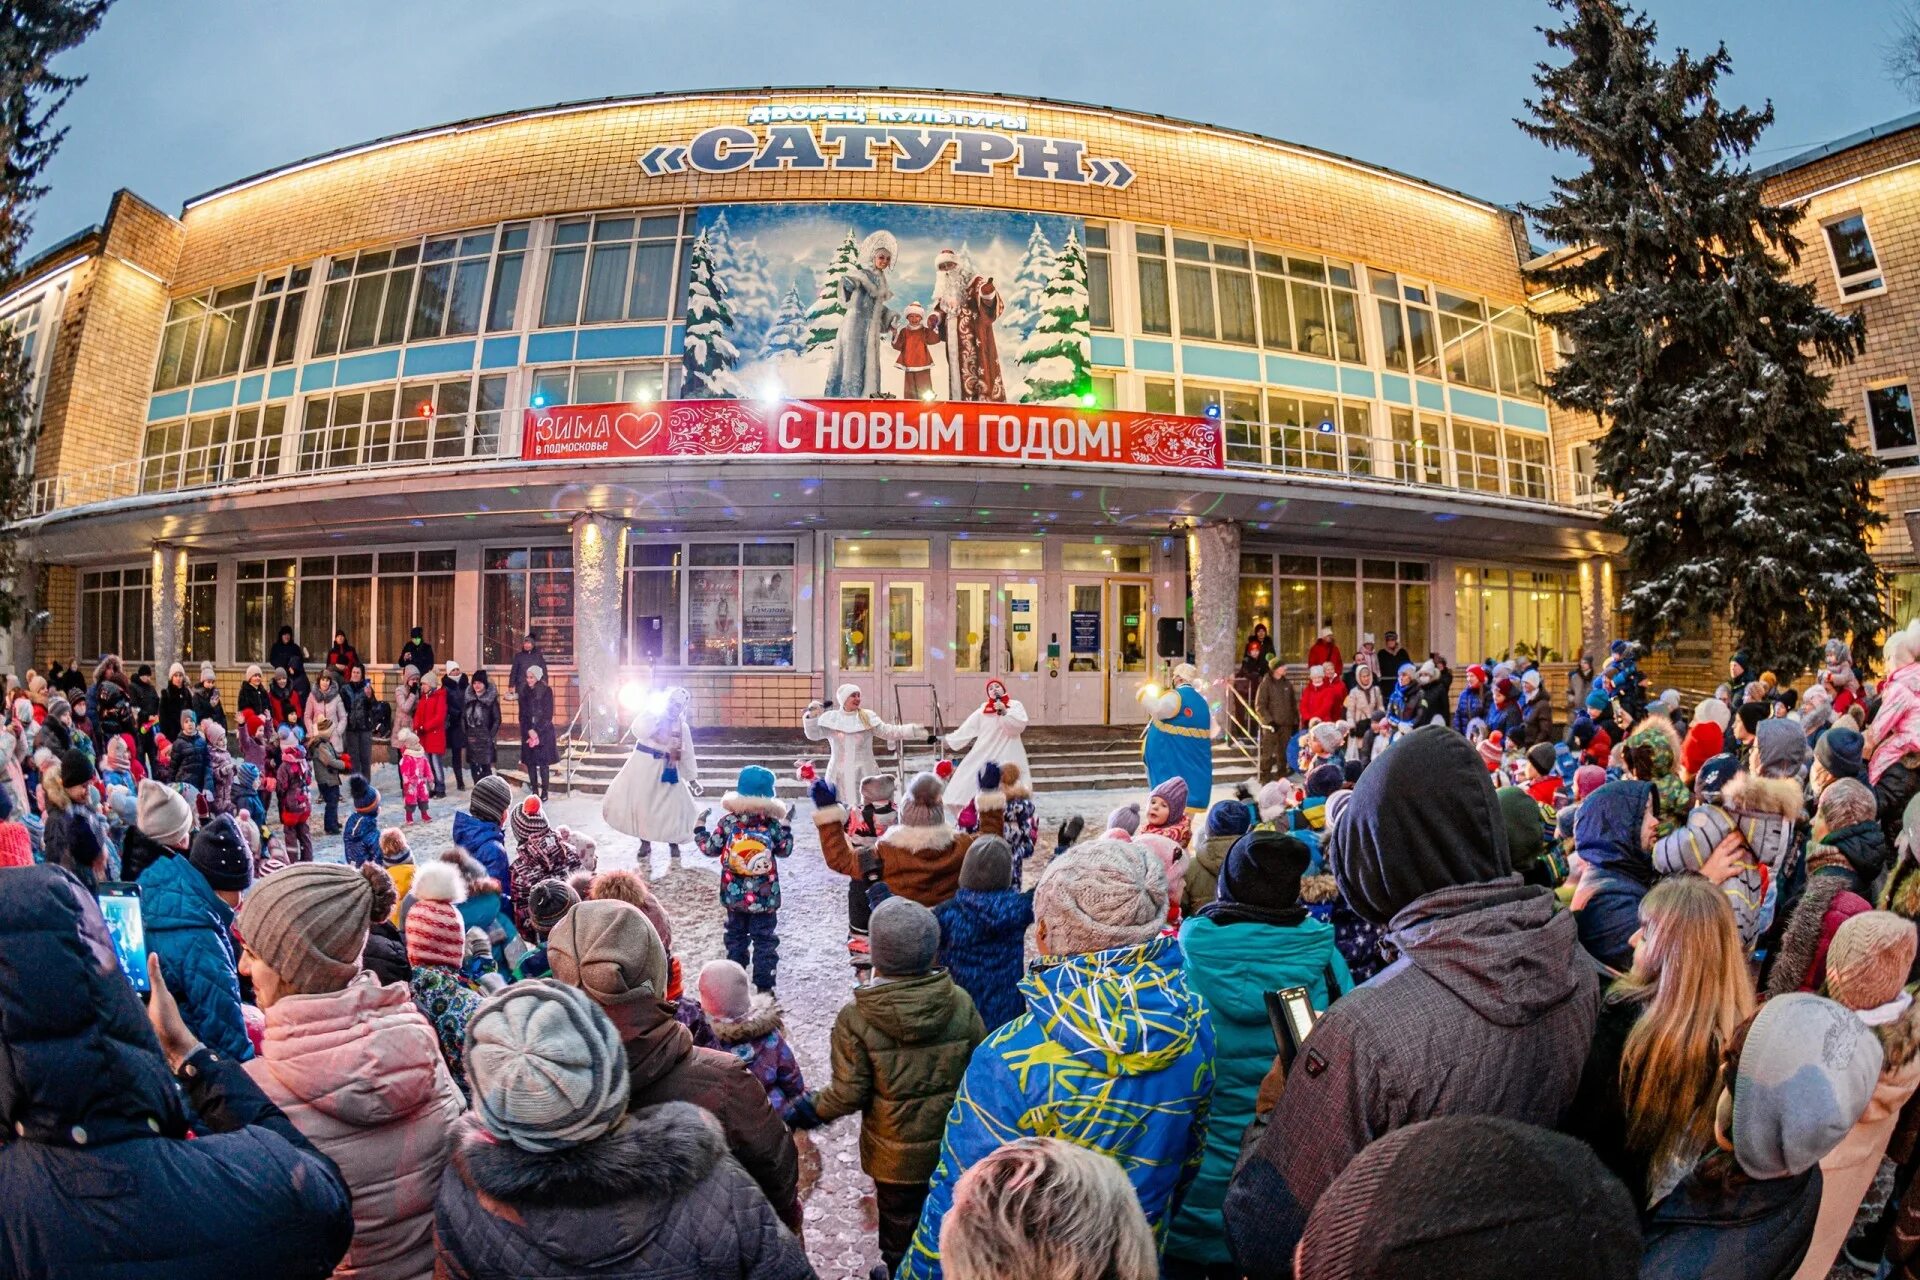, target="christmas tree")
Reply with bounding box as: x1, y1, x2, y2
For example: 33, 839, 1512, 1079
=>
761, 287, 808, 359
1017, 230, 1092, 404
1001, 223, 1058, 342
680, 230, 742, 399
804, 230, 861, 353
1521, 0, 1885, 673
704, 211, 777, 351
